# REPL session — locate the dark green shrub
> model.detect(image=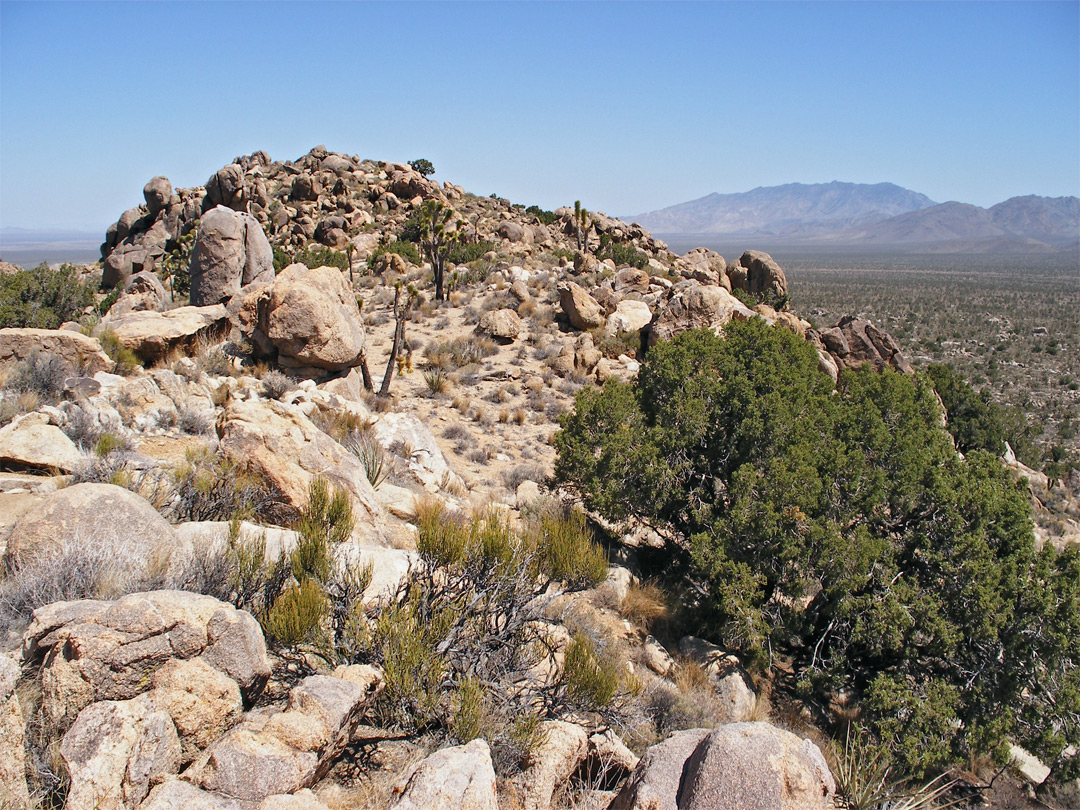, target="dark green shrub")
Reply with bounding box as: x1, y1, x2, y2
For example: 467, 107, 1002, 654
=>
287, 245, 349, 270
525, 205, 560, 226
447, 240, 495, 266
555, 319, 1080, 782
597, 238, 649, 270
0, 263, 97, 329
408, 158, 434, 177
262, 580, 328, 646
367, 240, 420, 270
